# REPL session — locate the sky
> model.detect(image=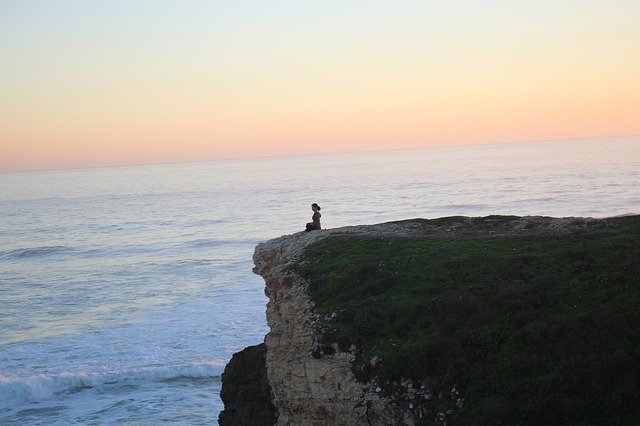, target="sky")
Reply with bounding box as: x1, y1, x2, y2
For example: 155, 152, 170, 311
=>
1, 0, 639, 172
